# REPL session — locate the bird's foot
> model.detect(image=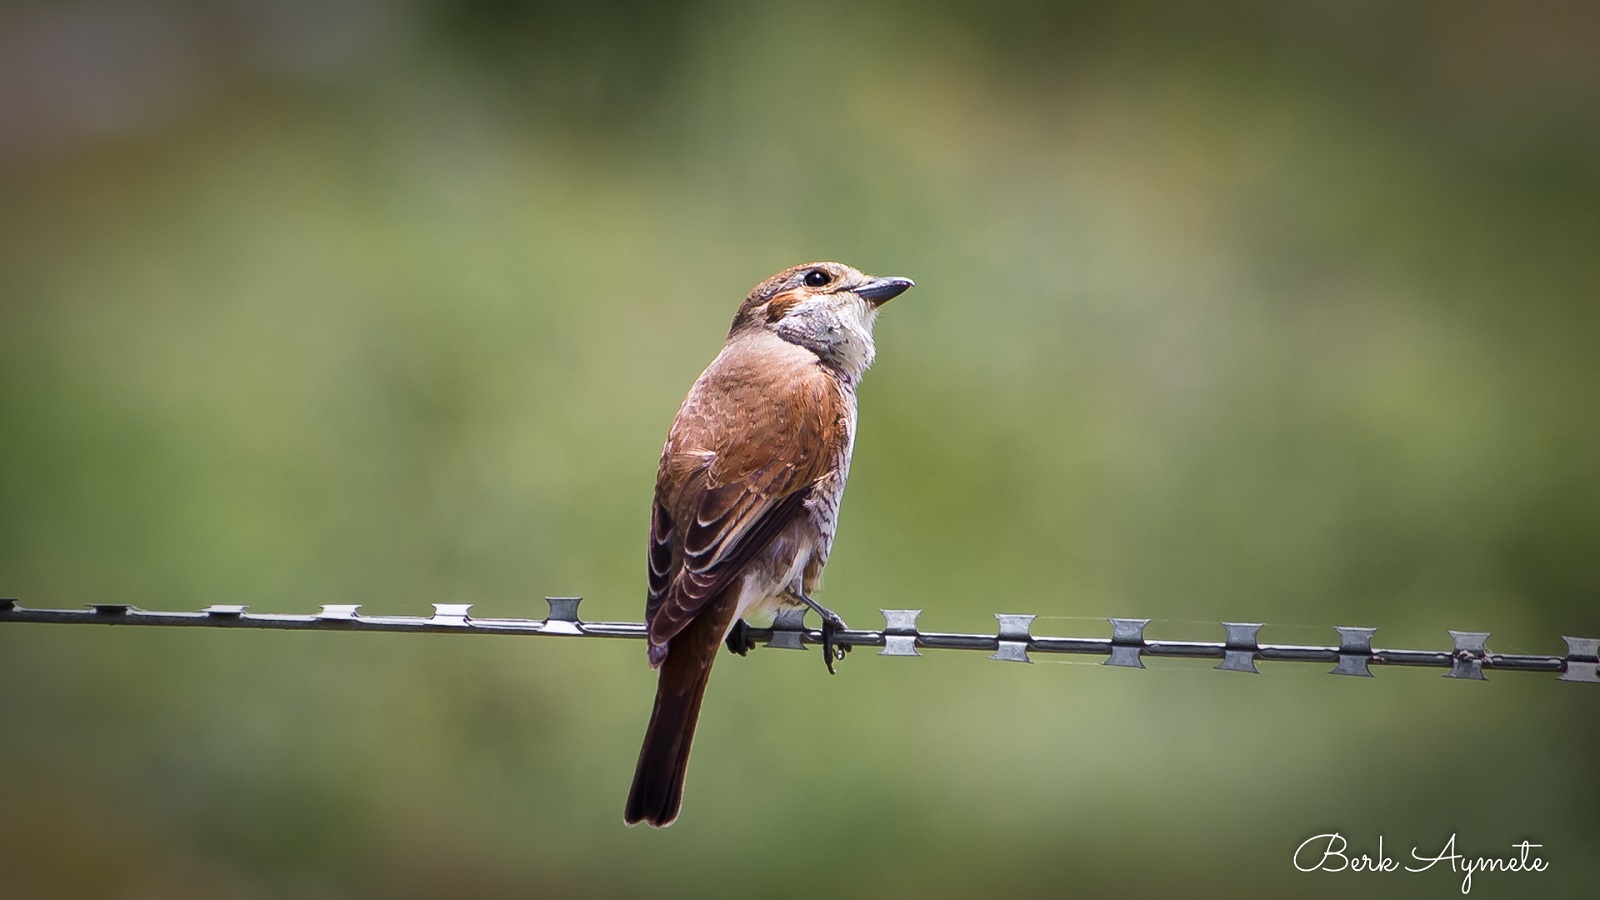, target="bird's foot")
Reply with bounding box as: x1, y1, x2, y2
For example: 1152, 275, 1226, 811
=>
819, 610, 851, 675
791, 590, 852, 674
725, 619, 756, 656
